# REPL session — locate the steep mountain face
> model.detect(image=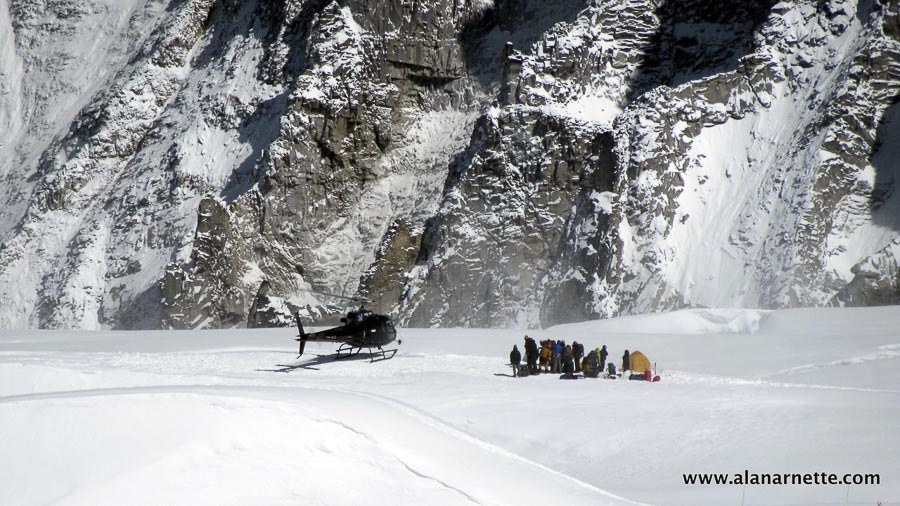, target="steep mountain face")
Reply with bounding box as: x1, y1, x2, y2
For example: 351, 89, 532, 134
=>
0, 0, 897, 329
604, 0, 900, 318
